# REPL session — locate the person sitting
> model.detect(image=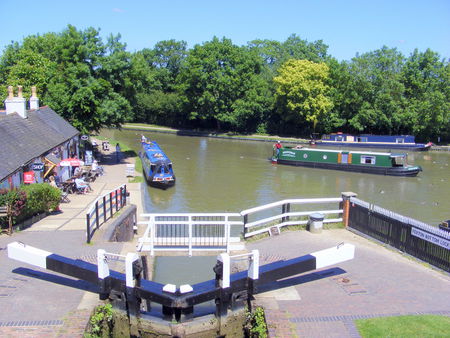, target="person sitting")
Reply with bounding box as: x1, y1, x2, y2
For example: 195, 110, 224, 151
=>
74, 178, 91, 194
48, 175, 58, 188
